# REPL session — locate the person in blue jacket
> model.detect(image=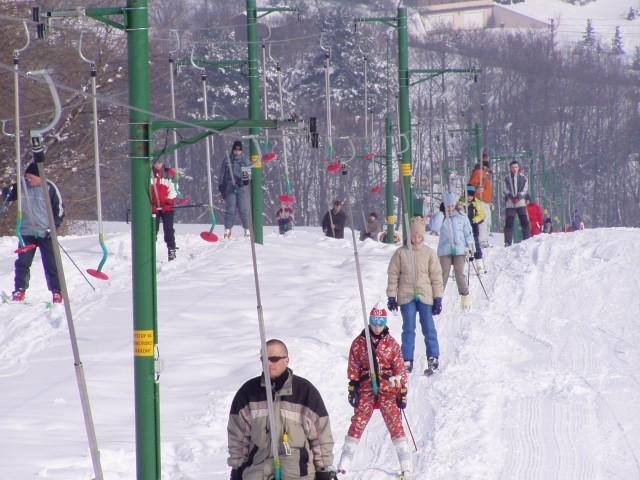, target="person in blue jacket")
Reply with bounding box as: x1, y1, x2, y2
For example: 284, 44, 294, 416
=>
429, 191, 475, 310
218, 140, 251, 239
